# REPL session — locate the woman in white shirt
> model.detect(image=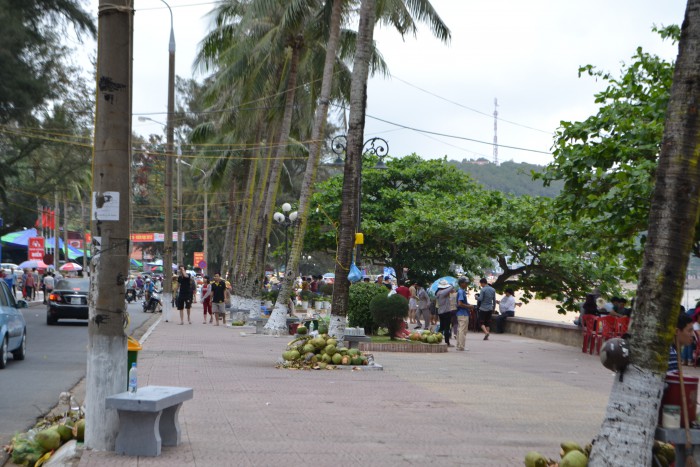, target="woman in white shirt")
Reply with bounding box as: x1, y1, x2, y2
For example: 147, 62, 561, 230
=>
493, 288, 521, 334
